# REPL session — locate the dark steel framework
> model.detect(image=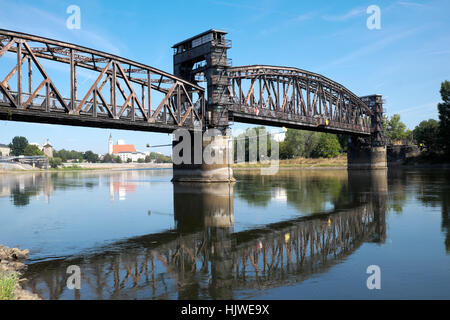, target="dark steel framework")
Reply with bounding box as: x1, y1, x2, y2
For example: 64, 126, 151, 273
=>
0, 29, 384, 144
0, 29, 205, 133
226, 65, 374, 136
